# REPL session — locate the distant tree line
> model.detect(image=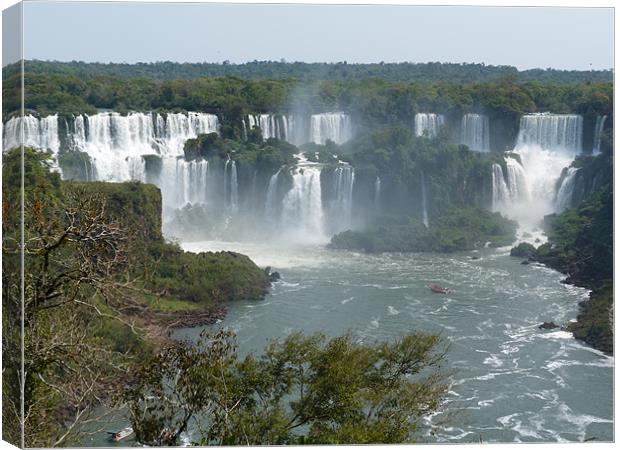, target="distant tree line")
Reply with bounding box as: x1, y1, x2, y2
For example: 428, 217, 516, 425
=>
3, 67, 612, 131
3, 60, 613, 84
